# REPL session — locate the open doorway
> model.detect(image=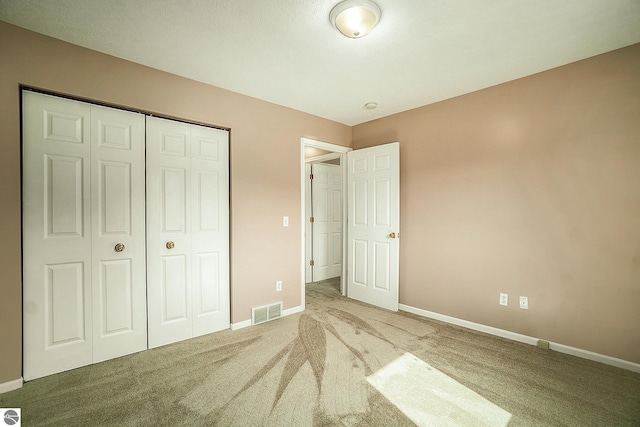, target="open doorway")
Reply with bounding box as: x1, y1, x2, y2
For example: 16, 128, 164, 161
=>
300, 138, 350, 310
306, 158, 341, 285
